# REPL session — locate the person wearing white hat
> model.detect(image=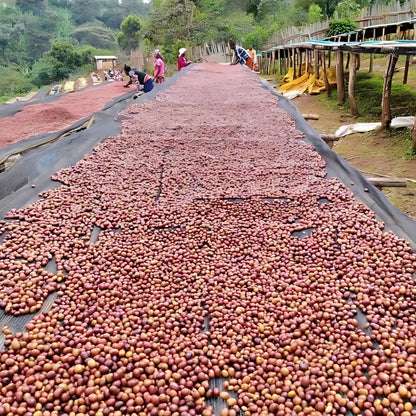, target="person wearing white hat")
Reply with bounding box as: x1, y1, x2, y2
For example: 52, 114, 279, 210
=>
178, 47, 192, 71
